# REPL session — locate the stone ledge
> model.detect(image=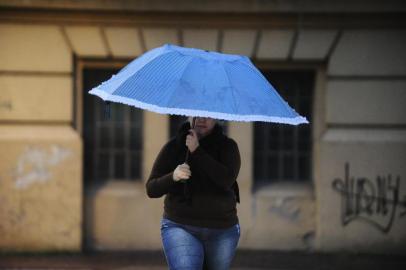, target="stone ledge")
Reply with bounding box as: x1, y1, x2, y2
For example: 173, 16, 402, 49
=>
1, 0, 406, 13
322, 128, 406, 143
255, 182, 314, 199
